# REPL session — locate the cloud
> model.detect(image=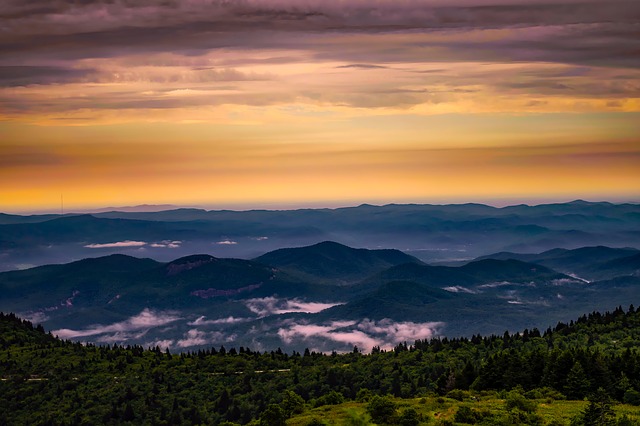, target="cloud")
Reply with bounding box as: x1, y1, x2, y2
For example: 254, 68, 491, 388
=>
149, 240, 182, 248
551, 278, 585, 286
478, 281, 515, 288
52, 308, 181, 339
1, 0, 637, 122
176, 329, 208, 348
215, 240, 238, 245
175, 328, 237, 348
20, 311, 49, 324
564, 273, 590, 283
336, 64, 388, 69
442, 285, 478, 294
0, 65, 95, 87
245, 297, 344, 316
145, 339, 174, 350
95, 330, 149, 343
84, 240, 147, 248
188, 316, 251, 326
2, 1, 637, 70
277, 318, 444, 352
278, 323, 380, 351
357, 319, 445, 343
